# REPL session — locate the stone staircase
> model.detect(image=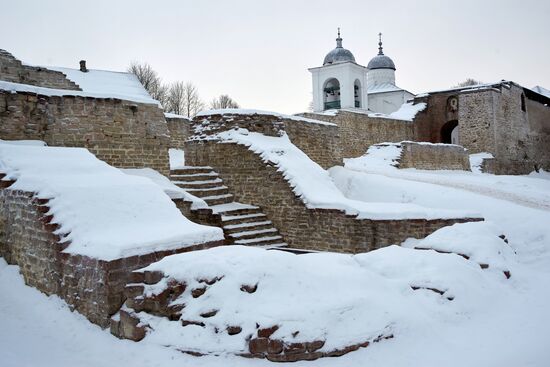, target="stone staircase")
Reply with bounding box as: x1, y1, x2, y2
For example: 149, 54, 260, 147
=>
170, 167, 287, 248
